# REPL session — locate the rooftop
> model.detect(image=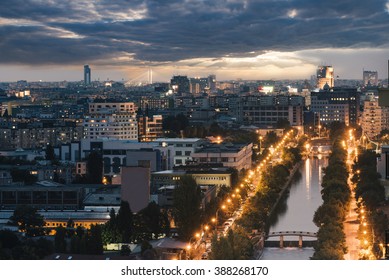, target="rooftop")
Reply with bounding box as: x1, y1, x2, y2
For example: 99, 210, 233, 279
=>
194, 142, 251, 153
155, 138, 203, 143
